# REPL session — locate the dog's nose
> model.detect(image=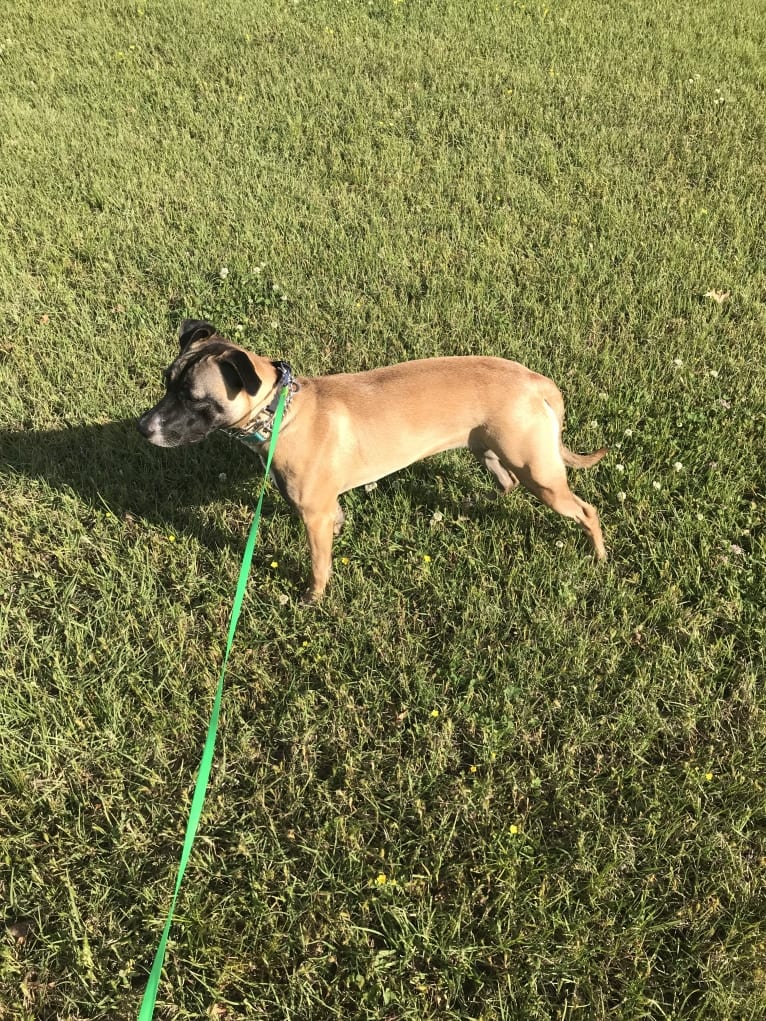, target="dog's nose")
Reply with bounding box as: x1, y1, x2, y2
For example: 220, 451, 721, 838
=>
137, 412, 154, 438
